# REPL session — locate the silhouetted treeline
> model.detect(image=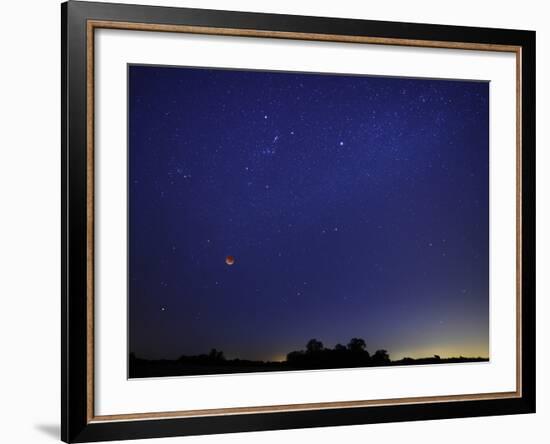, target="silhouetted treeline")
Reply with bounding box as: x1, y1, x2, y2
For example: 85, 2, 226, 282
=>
129, 337, 488, 378
285, 338, 391, 368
